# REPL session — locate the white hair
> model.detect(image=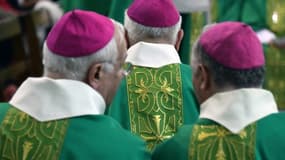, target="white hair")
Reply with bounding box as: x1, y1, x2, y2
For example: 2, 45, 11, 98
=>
42, 35, 118, 81
124, 11, 182, 45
